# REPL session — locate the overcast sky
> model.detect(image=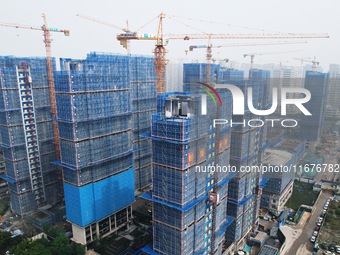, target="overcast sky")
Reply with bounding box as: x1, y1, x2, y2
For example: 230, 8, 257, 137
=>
0, 0, 339, 70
